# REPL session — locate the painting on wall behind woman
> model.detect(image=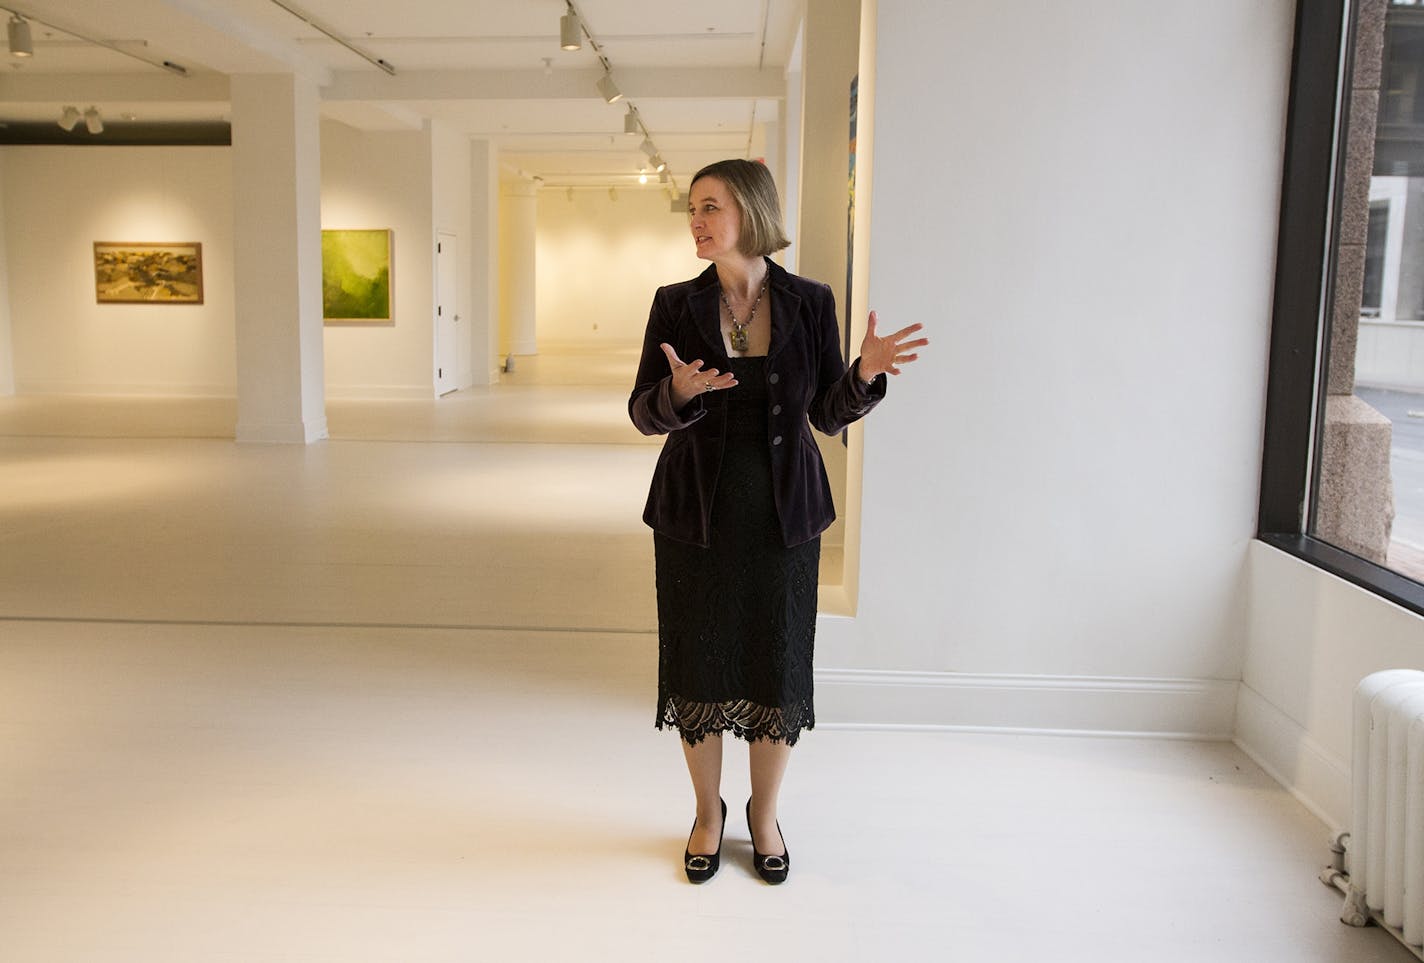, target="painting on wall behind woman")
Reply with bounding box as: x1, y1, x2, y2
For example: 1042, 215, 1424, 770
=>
93, 242, 203, 304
